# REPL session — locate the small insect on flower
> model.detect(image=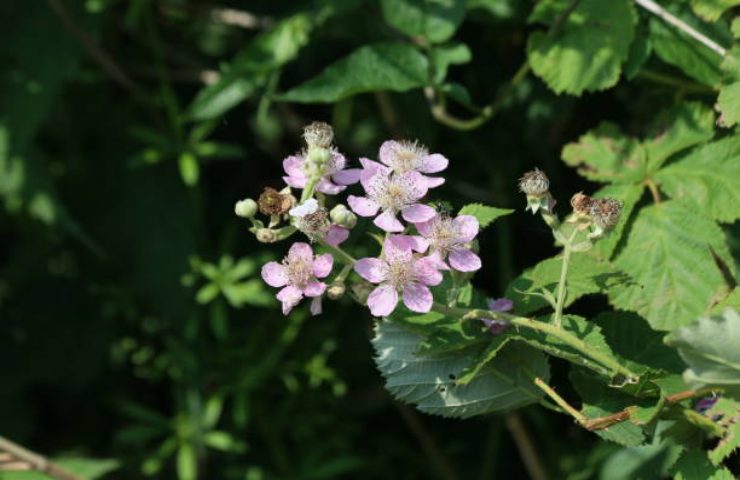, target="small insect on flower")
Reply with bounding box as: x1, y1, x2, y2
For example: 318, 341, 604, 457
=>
354, 237, 443, 316
258, 187, 293, 216
261, 242, 334, 315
